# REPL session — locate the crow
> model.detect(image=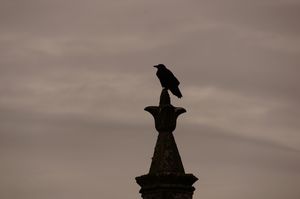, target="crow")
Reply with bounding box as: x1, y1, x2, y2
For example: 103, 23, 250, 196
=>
153, 64, 182, 98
